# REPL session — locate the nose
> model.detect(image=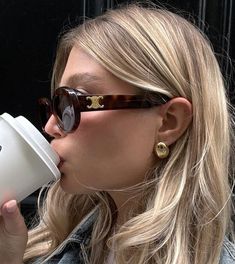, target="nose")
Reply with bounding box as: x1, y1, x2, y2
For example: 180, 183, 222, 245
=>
44, 115, 66, 138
